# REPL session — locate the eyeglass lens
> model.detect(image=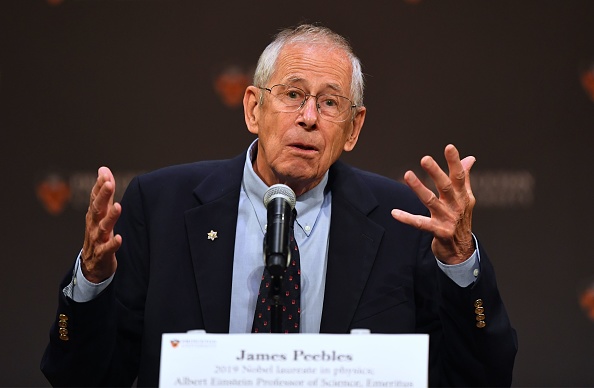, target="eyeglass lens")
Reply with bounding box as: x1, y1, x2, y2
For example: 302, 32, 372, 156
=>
269, 84, 352, 121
